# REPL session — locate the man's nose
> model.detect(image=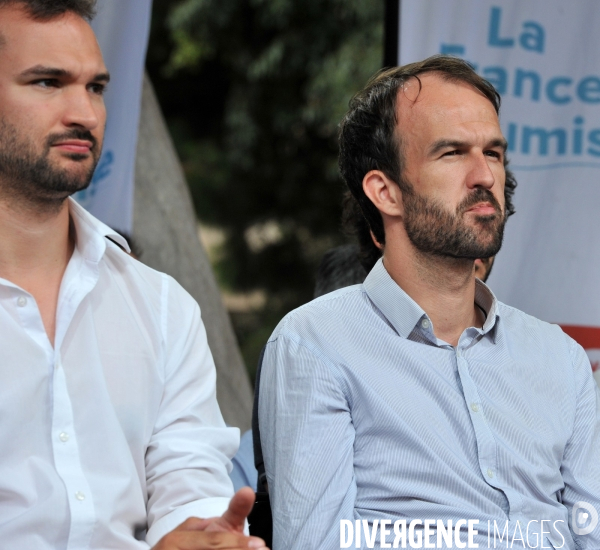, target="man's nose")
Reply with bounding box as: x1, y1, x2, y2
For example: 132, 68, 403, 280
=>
465, 151, 496, 189
61, 87, 103, 130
